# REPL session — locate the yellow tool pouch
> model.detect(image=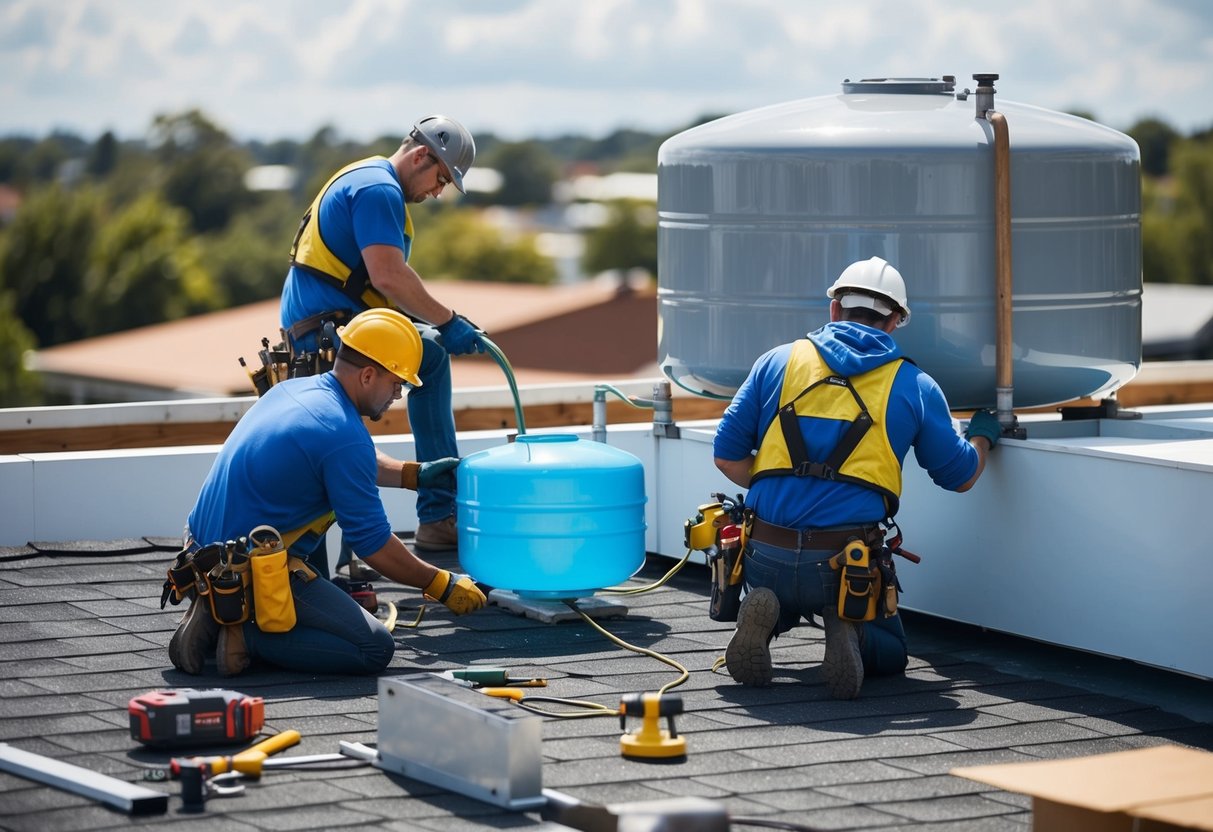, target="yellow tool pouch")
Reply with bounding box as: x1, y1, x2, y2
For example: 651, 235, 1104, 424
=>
831, 539, 881, 622
248, 526, 297, 633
